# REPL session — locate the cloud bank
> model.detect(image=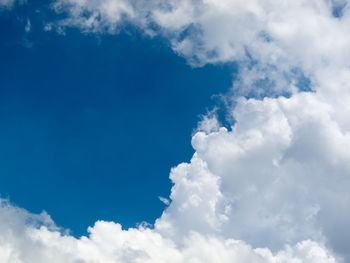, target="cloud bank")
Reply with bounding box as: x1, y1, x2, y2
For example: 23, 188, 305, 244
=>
2, 0, 350, 262
0, 200, 337, 263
